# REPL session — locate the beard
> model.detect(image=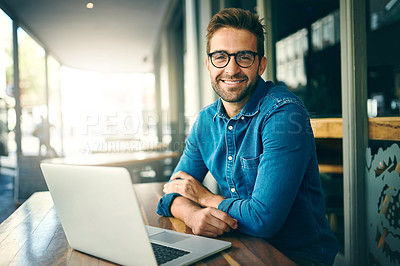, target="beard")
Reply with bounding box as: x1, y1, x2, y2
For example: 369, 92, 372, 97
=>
211, 72, 259, 103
